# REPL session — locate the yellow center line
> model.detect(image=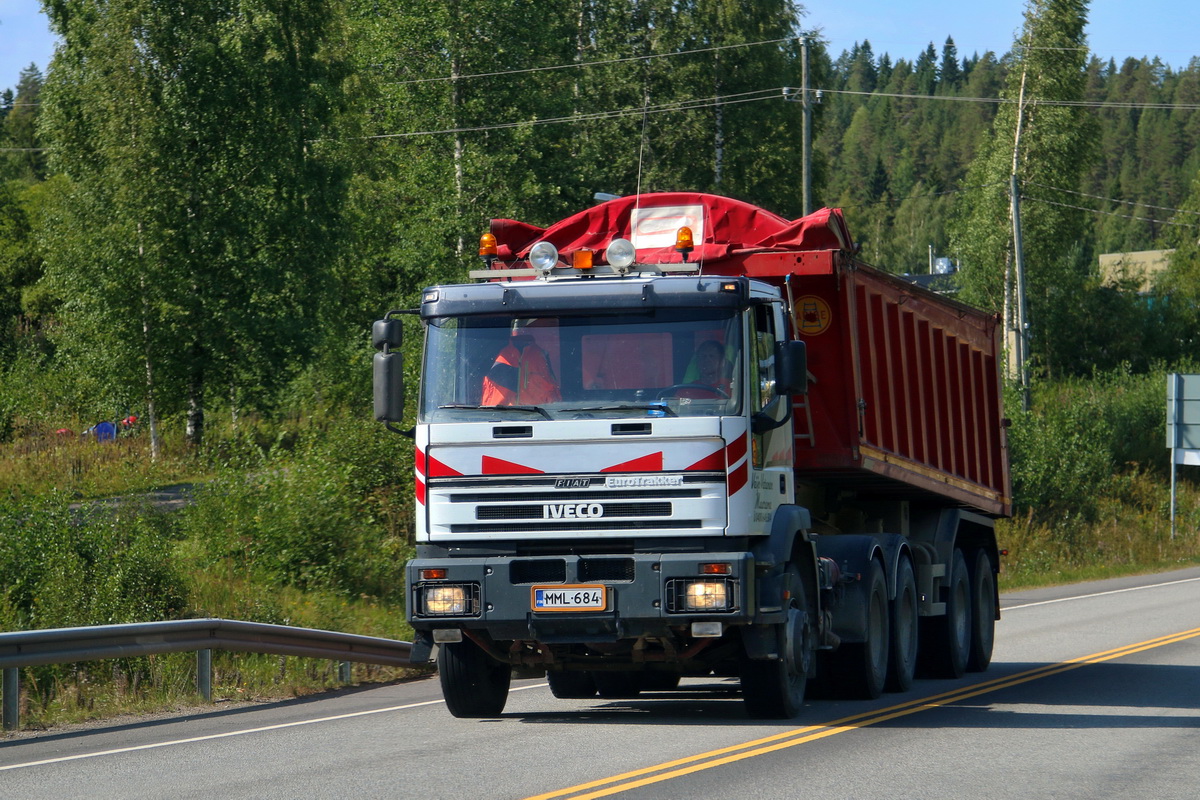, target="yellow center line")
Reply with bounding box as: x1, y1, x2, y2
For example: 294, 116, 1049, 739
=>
525, 626, 1200, 800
